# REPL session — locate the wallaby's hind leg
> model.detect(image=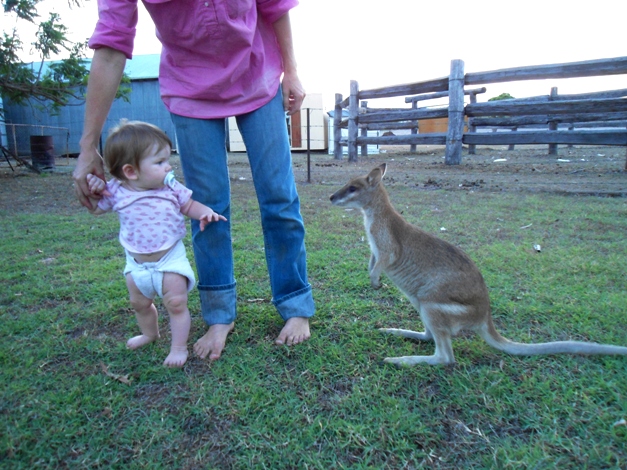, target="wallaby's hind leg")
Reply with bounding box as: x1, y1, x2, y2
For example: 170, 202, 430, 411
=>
383, 330, 456, 366
379, 327, 433, 342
